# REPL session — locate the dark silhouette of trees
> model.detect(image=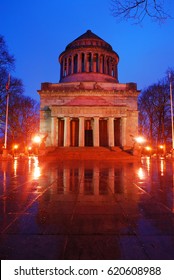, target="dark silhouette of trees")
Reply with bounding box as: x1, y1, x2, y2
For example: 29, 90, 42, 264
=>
0, 35, 39, 152
110, 0, 171, 23
5, 93, 39, 150
138, 71, 174, 149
